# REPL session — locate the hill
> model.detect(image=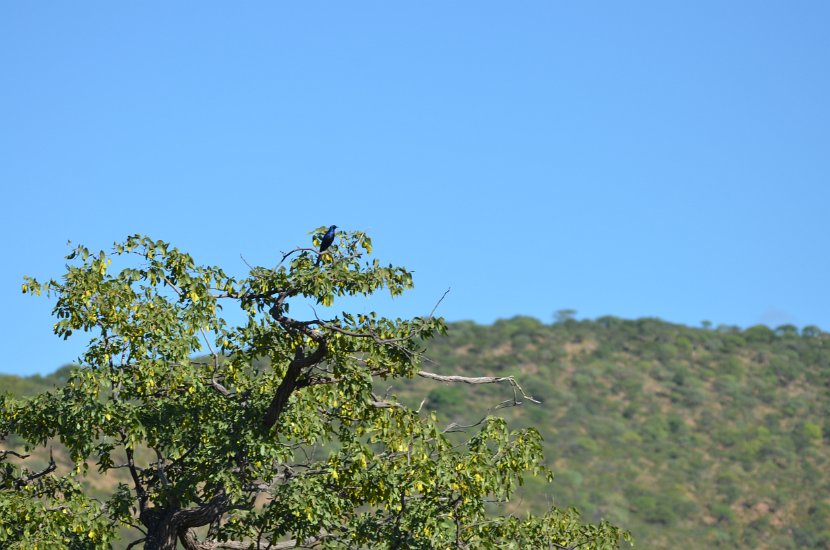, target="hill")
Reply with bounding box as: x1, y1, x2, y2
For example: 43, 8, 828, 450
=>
0, 365, 74, 397
386, 317, 830, 548
4, 317, 830, 548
